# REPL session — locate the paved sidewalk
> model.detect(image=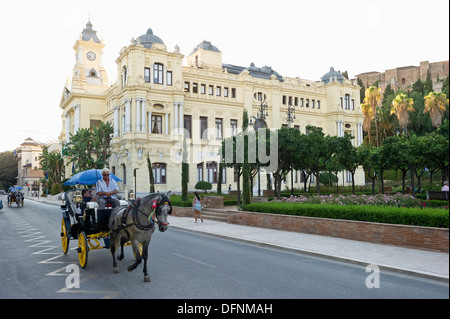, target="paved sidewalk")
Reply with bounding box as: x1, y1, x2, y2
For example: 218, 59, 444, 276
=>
27, 195, 449, 282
